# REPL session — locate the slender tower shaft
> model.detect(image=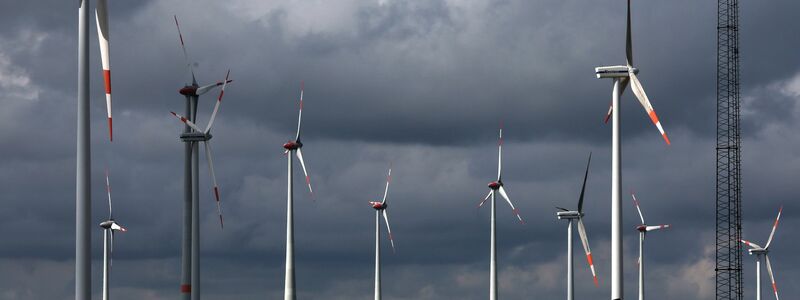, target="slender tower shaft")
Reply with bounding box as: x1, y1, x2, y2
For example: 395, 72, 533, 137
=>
374, 210, 382, 300
181, 96, 193, 300
76, 1, 92, 299
285, 153, 296, 300
611, 79, 623, 300
190, 99, 201, 300
567, 220, 574, 300
102, 230, 109, 300
755, 258, 761, 300
490, 192, 497, 300
638, 232, 644, 300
